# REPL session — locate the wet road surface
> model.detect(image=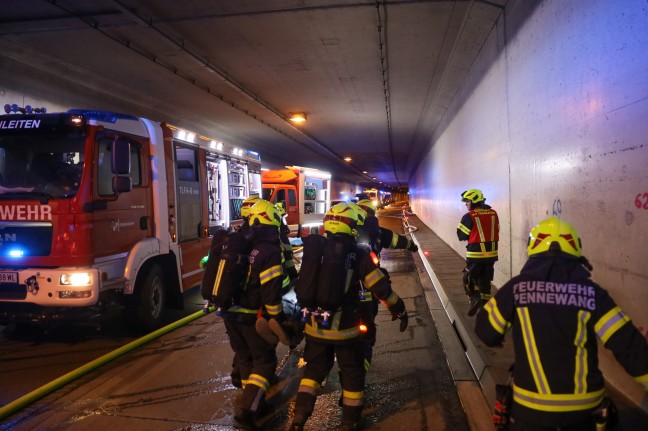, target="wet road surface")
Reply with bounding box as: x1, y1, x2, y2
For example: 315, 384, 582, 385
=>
1, 213, 473, 430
